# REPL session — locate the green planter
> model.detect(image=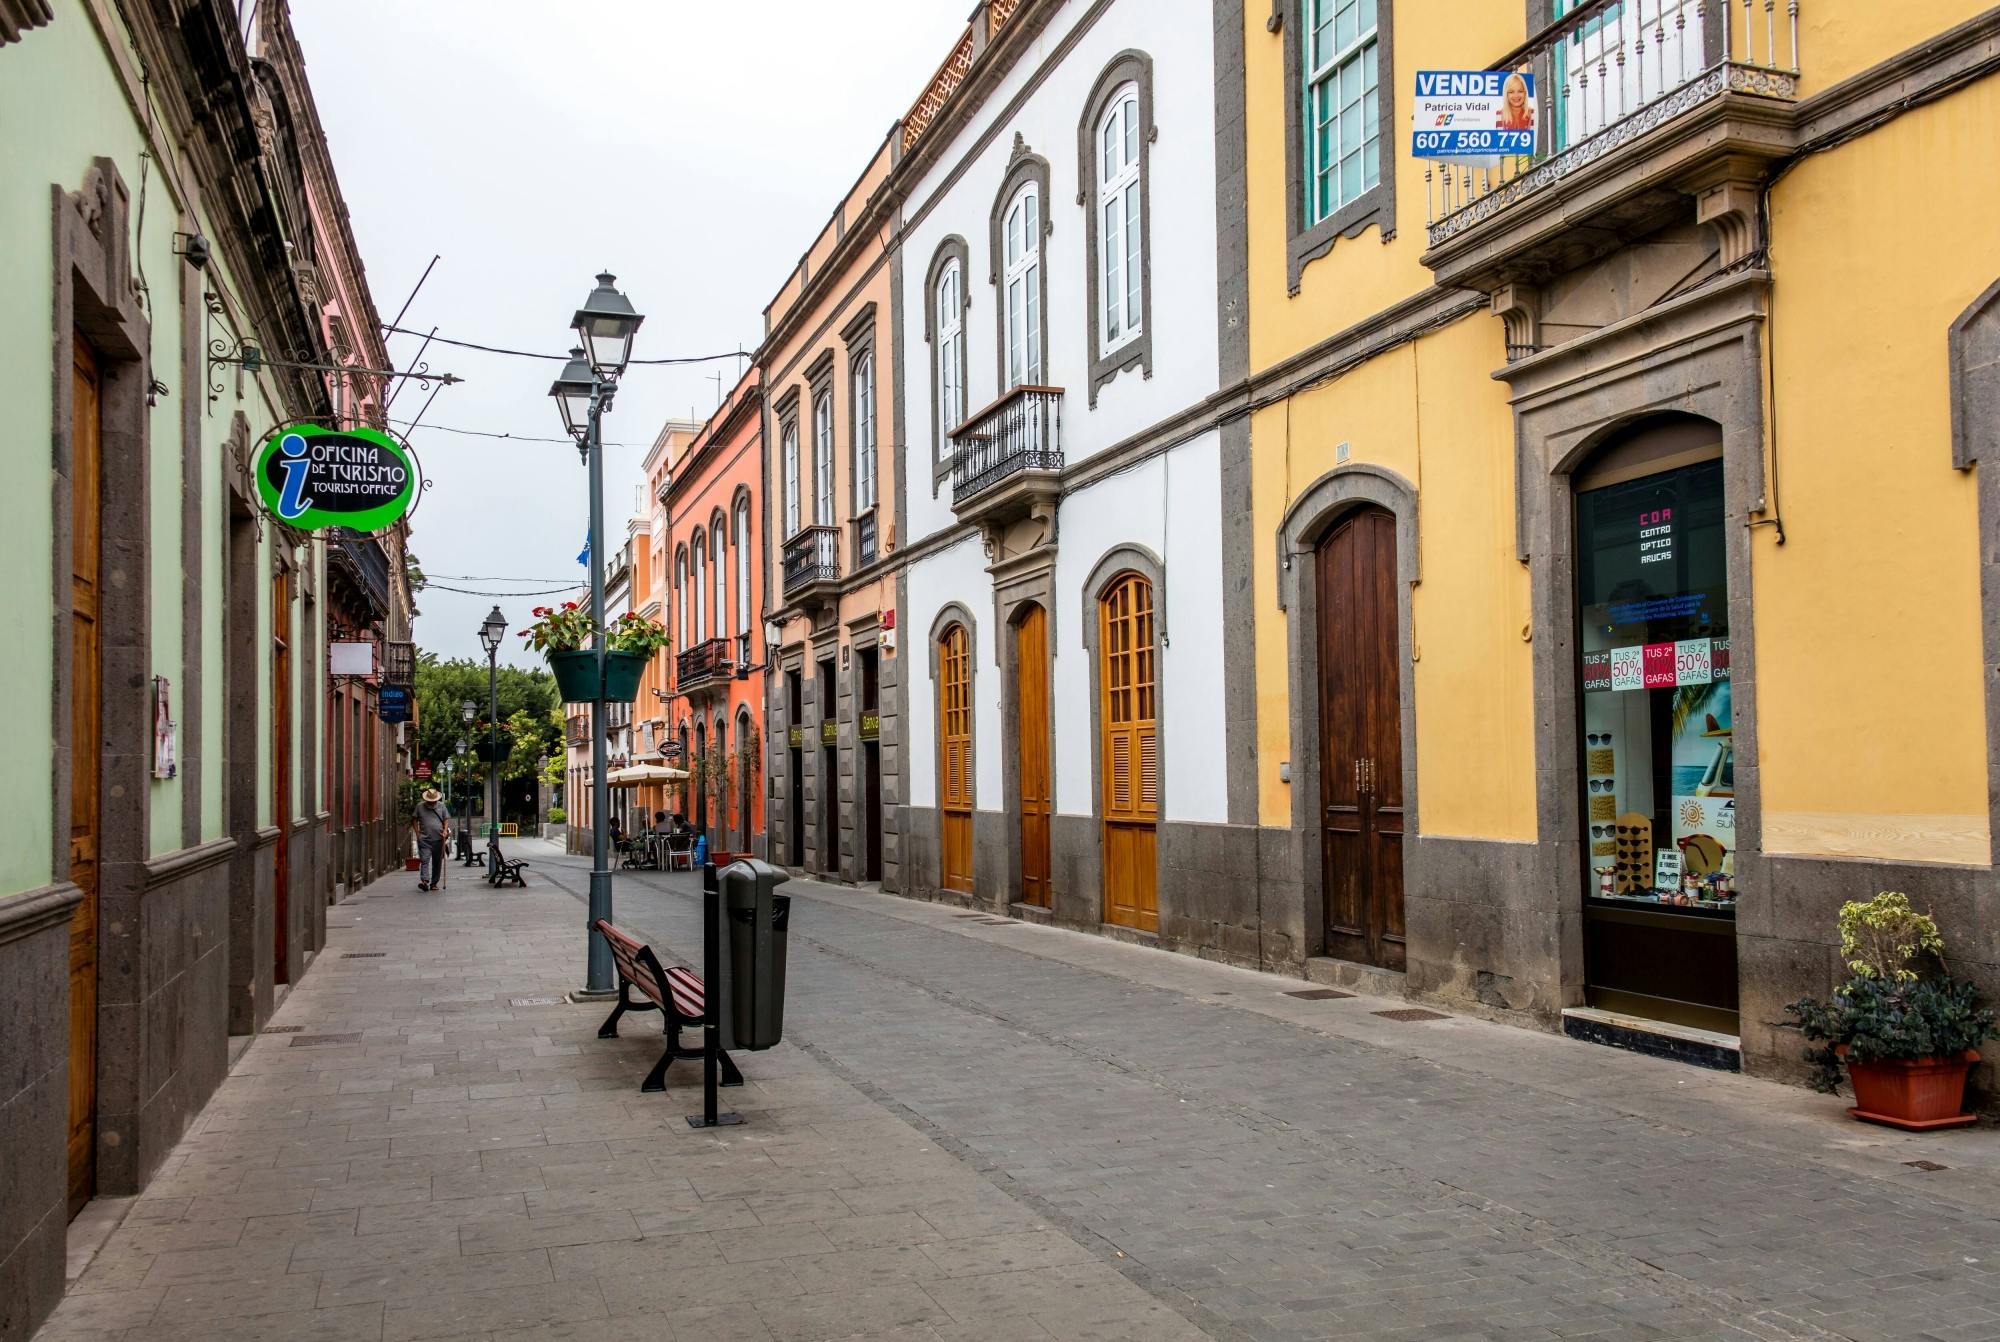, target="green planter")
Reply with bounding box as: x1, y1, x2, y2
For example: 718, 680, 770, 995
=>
548, 649, 648, 704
